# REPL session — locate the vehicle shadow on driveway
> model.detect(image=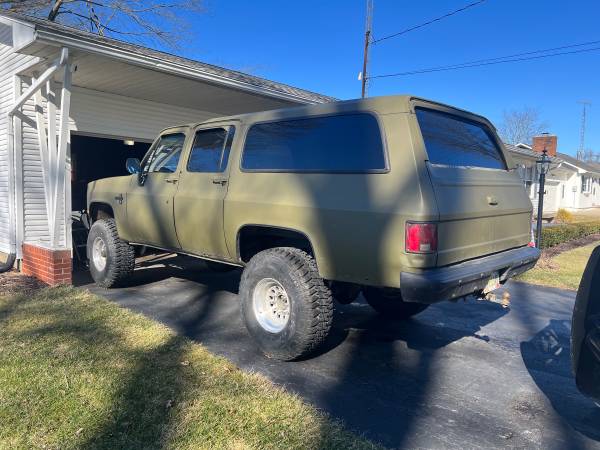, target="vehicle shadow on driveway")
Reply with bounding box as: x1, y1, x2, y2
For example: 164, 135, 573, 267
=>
309, 298, 510, 448
521, 319, 600, 443
78, 256, 517, 448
